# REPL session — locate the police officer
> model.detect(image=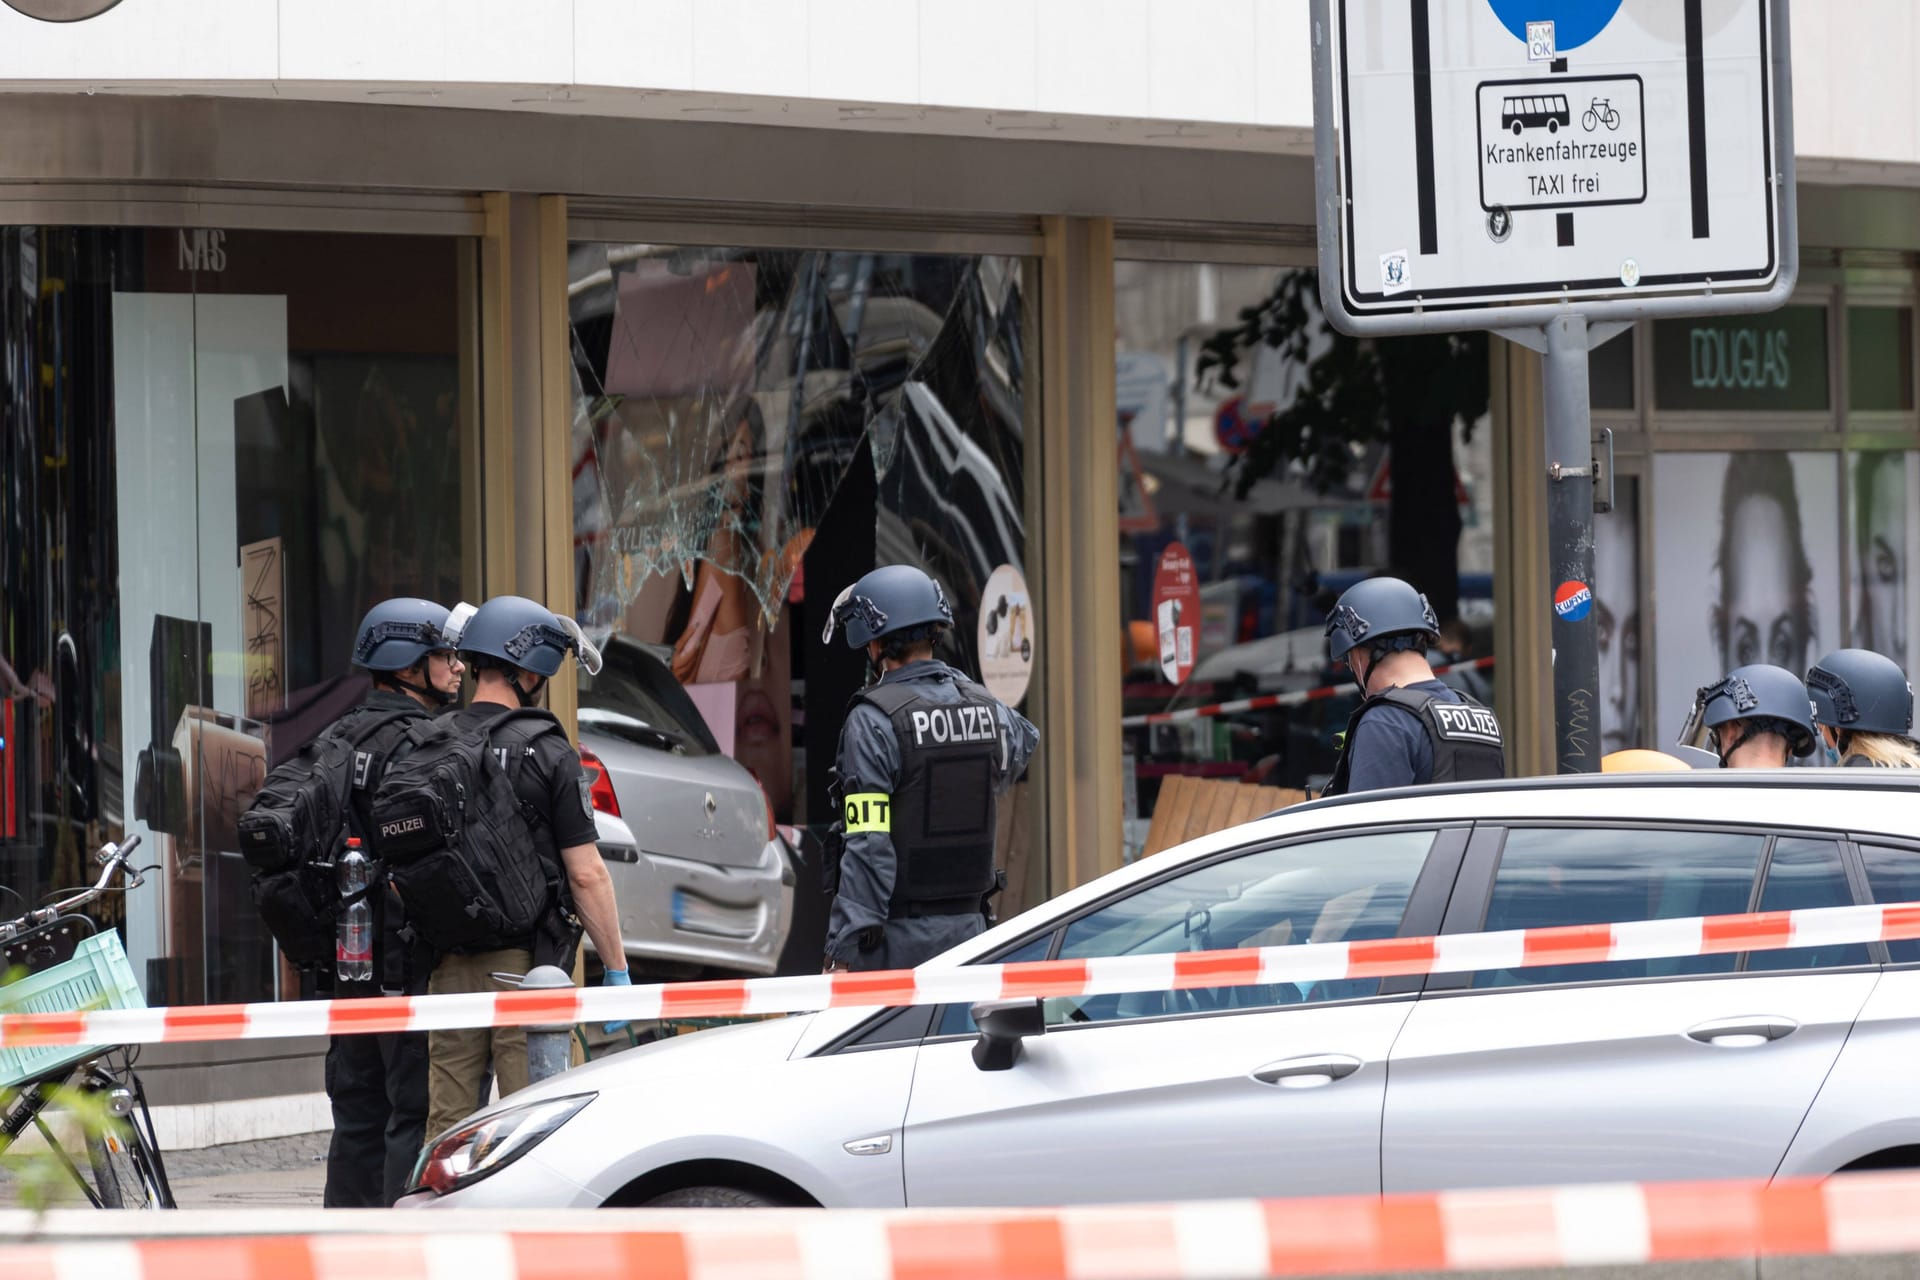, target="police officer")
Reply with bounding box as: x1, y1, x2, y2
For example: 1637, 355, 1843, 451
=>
325, 598, 463, 1208
1322, 577, 1505, 797
424, 595, 628, 1146
1681, 663, 1817, 768
1806, 649, 1920, 768
822, 566, 1038, 972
